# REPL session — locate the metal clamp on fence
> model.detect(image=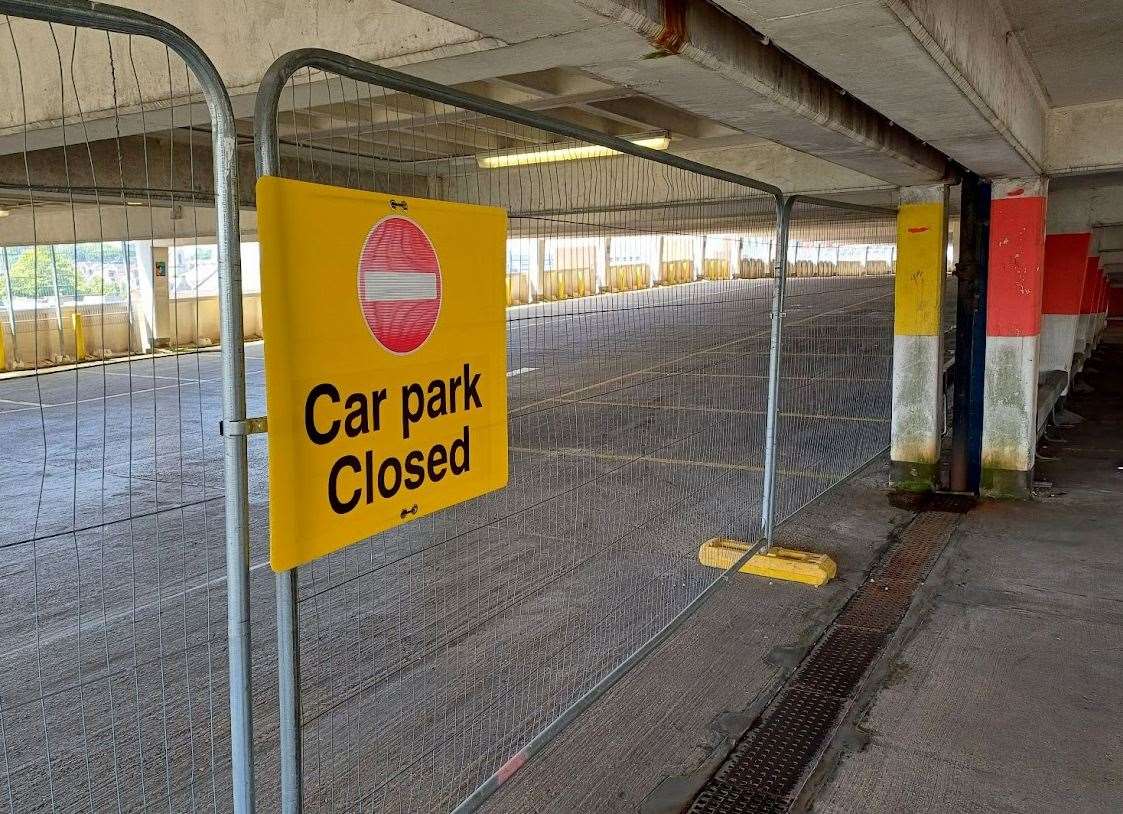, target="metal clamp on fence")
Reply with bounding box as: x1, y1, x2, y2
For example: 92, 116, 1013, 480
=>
221, 417, 270, 436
